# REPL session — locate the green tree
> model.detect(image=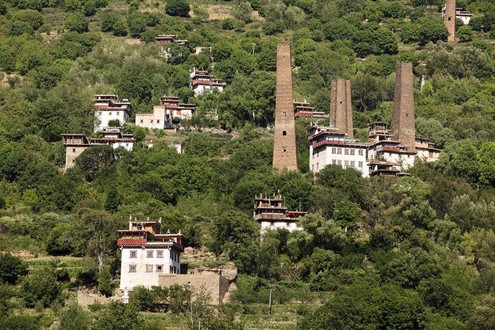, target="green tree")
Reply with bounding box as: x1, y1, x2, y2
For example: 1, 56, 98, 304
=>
232, 1, 253, 23
458, 25, 473, 42
22, 268, 63, 308
168, 284, 192, 314
93, 302, 141, 330
4, 315, 40, 330
440, 139, 479, 183
127, 11, 147, 37
165, 0, 190, 17
59, 303, 91, 330
101, 12, 118, 32
9, 21, 34, 37
257, 231, 281, 279
84, 0, 97, 16
382, 248, 442, 289
46, 223, 73, 256
105, 188, 123, 212
478, 141, 495, 185
71, 210, 119, 273
112, 19, 128, 36
468, 294, 495, 330
76, 145, 117, 182
98, 267, 113, 297
285, 5, 306, 28
130, 286, 162, 311
400, 23, 420, 43
211, 210, 260, 273
13, 9, 43, 30
299, 281, 425, 329
380, 1, 406, 19
417, 17, 449, 45
166, 44, 189, 65
0, 253, 28, 284
65, 13, 89, 33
